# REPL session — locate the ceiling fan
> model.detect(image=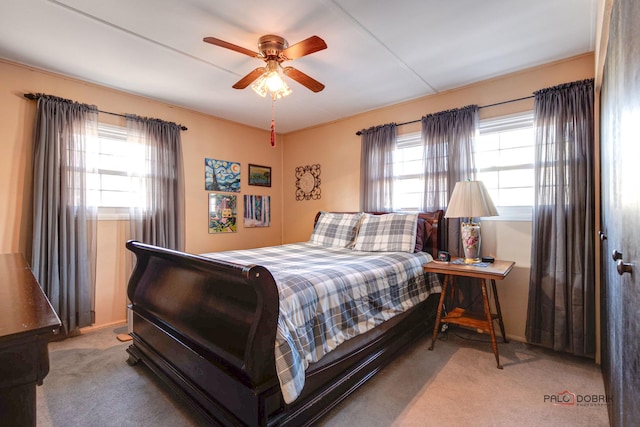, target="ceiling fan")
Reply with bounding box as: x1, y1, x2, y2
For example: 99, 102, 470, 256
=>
203, 34, 327, 97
